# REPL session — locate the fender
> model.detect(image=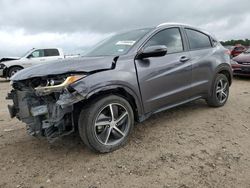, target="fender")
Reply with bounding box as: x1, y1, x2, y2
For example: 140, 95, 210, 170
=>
82, 84, 144, 120
207, 63, 232, 97
214, 63, 233, 85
